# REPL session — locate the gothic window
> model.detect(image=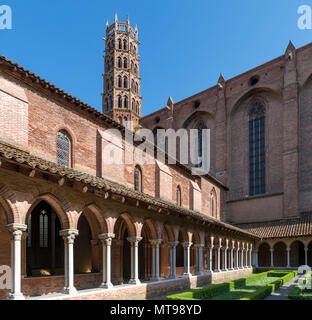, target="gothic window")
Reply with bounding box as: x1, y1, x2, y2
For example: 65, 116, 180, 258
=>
131, 61, 134, 71
131, 79, 135, 91
123, 39, 127, 50
118, 95, 122, 108
118, 39, 122, 50
118, 57, 122, 68
124, 76, 128, 88
124, 57, 128, 69
176, 186, 182, 206
124, 96, 129, 109
195, 122, 207, 168
57, 130, 72, 167
134, 65, 138, 75
135, 83, 138, 93
39, 210, 48, 248
118, 76, 122, 88
134, 165, 142, 192
249, 102, 266, 196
